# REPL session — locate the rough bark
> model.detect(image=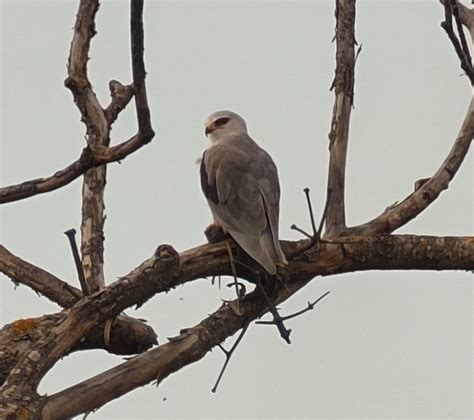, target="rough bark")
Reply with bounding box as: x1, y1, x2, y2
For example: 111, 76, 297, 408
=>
324, 0, 357, 237
1, 0, 472, 418
35, 234, 474, 418
0, 235, 472, 418
0, 245, 157, 387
